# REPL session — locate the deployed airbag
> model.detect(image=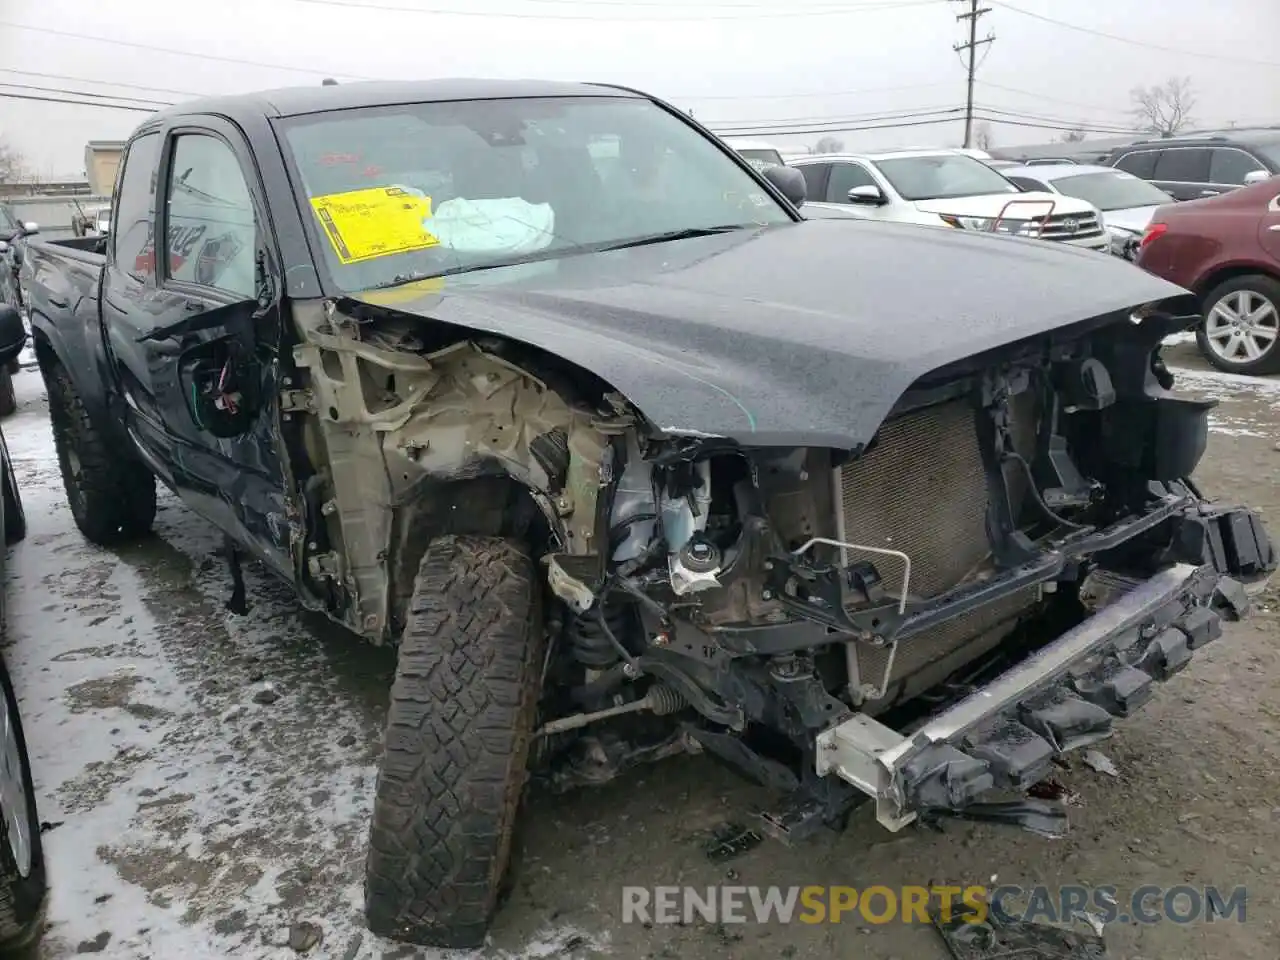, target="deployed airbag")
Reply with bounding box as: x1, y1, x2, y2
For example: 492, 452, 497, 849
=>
425, 197, 556, 256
